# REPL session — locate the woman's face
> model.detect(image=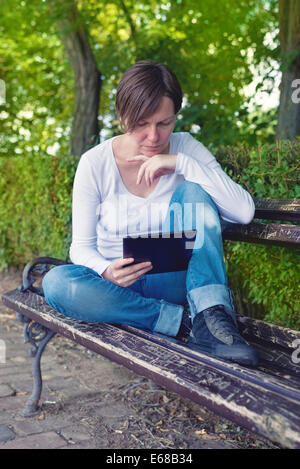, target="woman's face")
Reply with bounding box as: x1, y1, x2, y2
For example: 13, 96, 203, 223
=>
126, 96, 176, 156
